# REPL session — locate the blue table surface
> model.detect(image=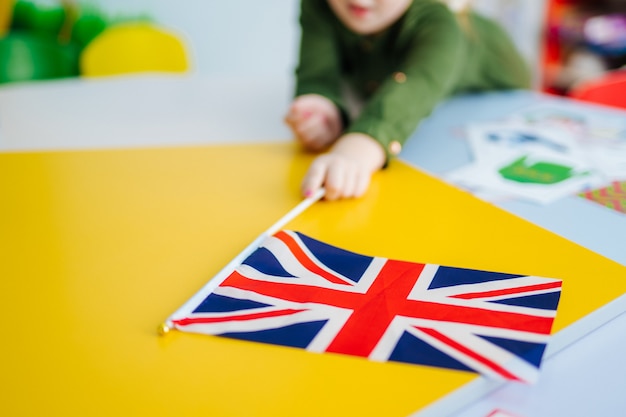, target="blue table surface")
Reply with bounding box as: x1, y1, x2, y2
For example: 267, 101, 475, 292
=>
402, 90, 626, 417
400, 90, 626, 267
